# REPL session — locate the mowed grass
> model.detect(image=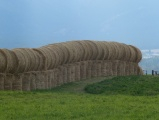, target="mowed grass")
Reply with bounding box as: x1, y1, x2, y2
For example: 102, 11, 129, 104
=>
1, 76, 159, 120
